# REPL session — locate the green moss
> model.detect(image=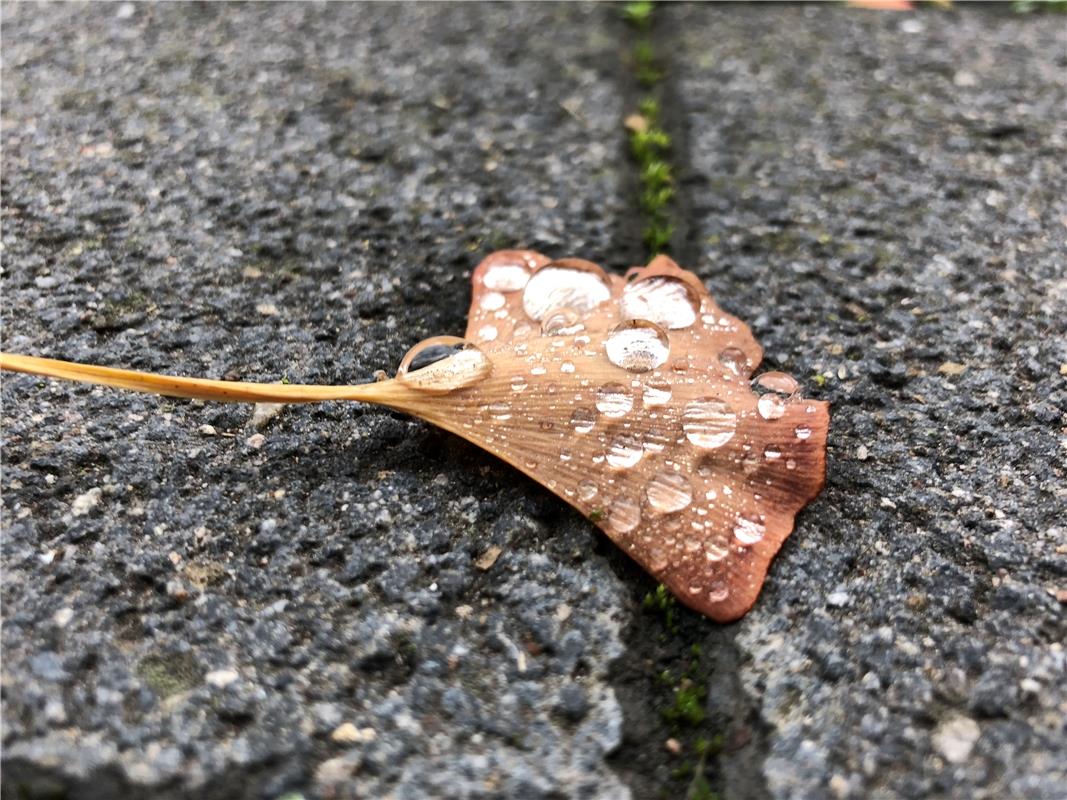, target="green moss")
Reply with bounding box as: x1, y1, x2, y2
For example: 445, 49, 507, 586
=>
622, 1, 654, 28
588, 508, 605, 523
136, 652, 202, 698
642, 583, 678, 633
663, 679, 707, 726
